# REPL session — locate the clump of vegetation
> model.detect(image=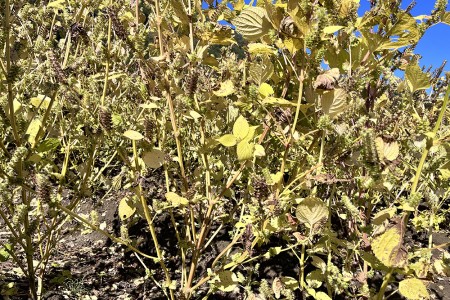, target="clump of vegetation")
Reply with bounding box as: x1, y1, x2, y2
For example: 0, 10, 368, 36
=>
1, 0, 450, 299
